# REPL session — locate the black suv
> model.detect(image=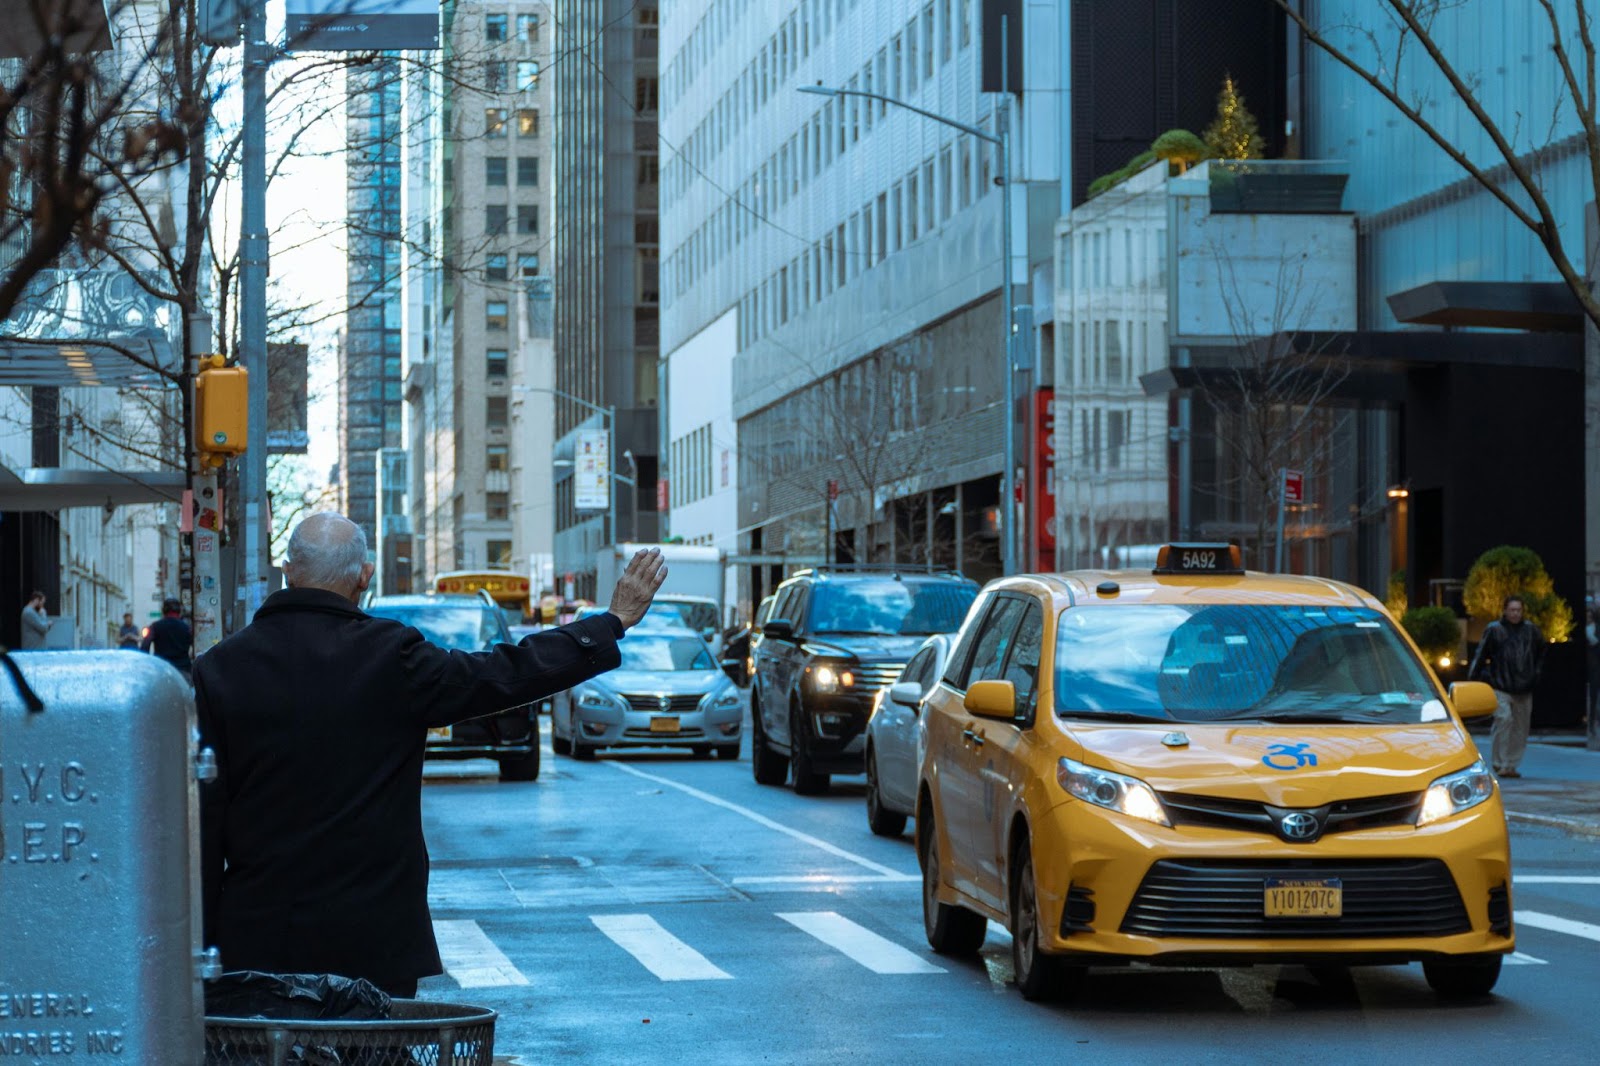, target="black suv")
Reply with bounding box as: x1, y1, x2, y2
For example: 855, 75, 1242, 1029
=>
364, 592, 541, 782
751, 567, 978, 794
